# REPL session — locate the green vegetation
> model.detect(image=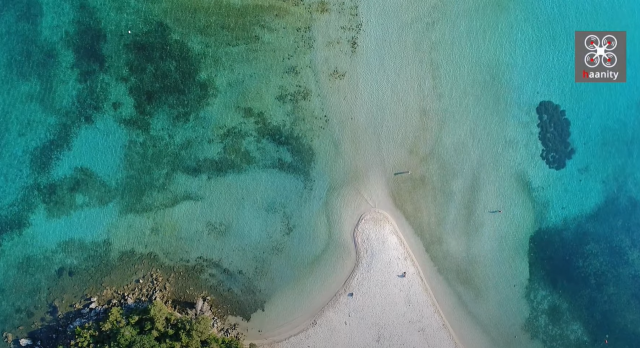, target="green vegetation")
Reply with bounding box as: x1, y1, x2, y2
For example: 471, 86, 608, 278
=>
70, 301, 241, 348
